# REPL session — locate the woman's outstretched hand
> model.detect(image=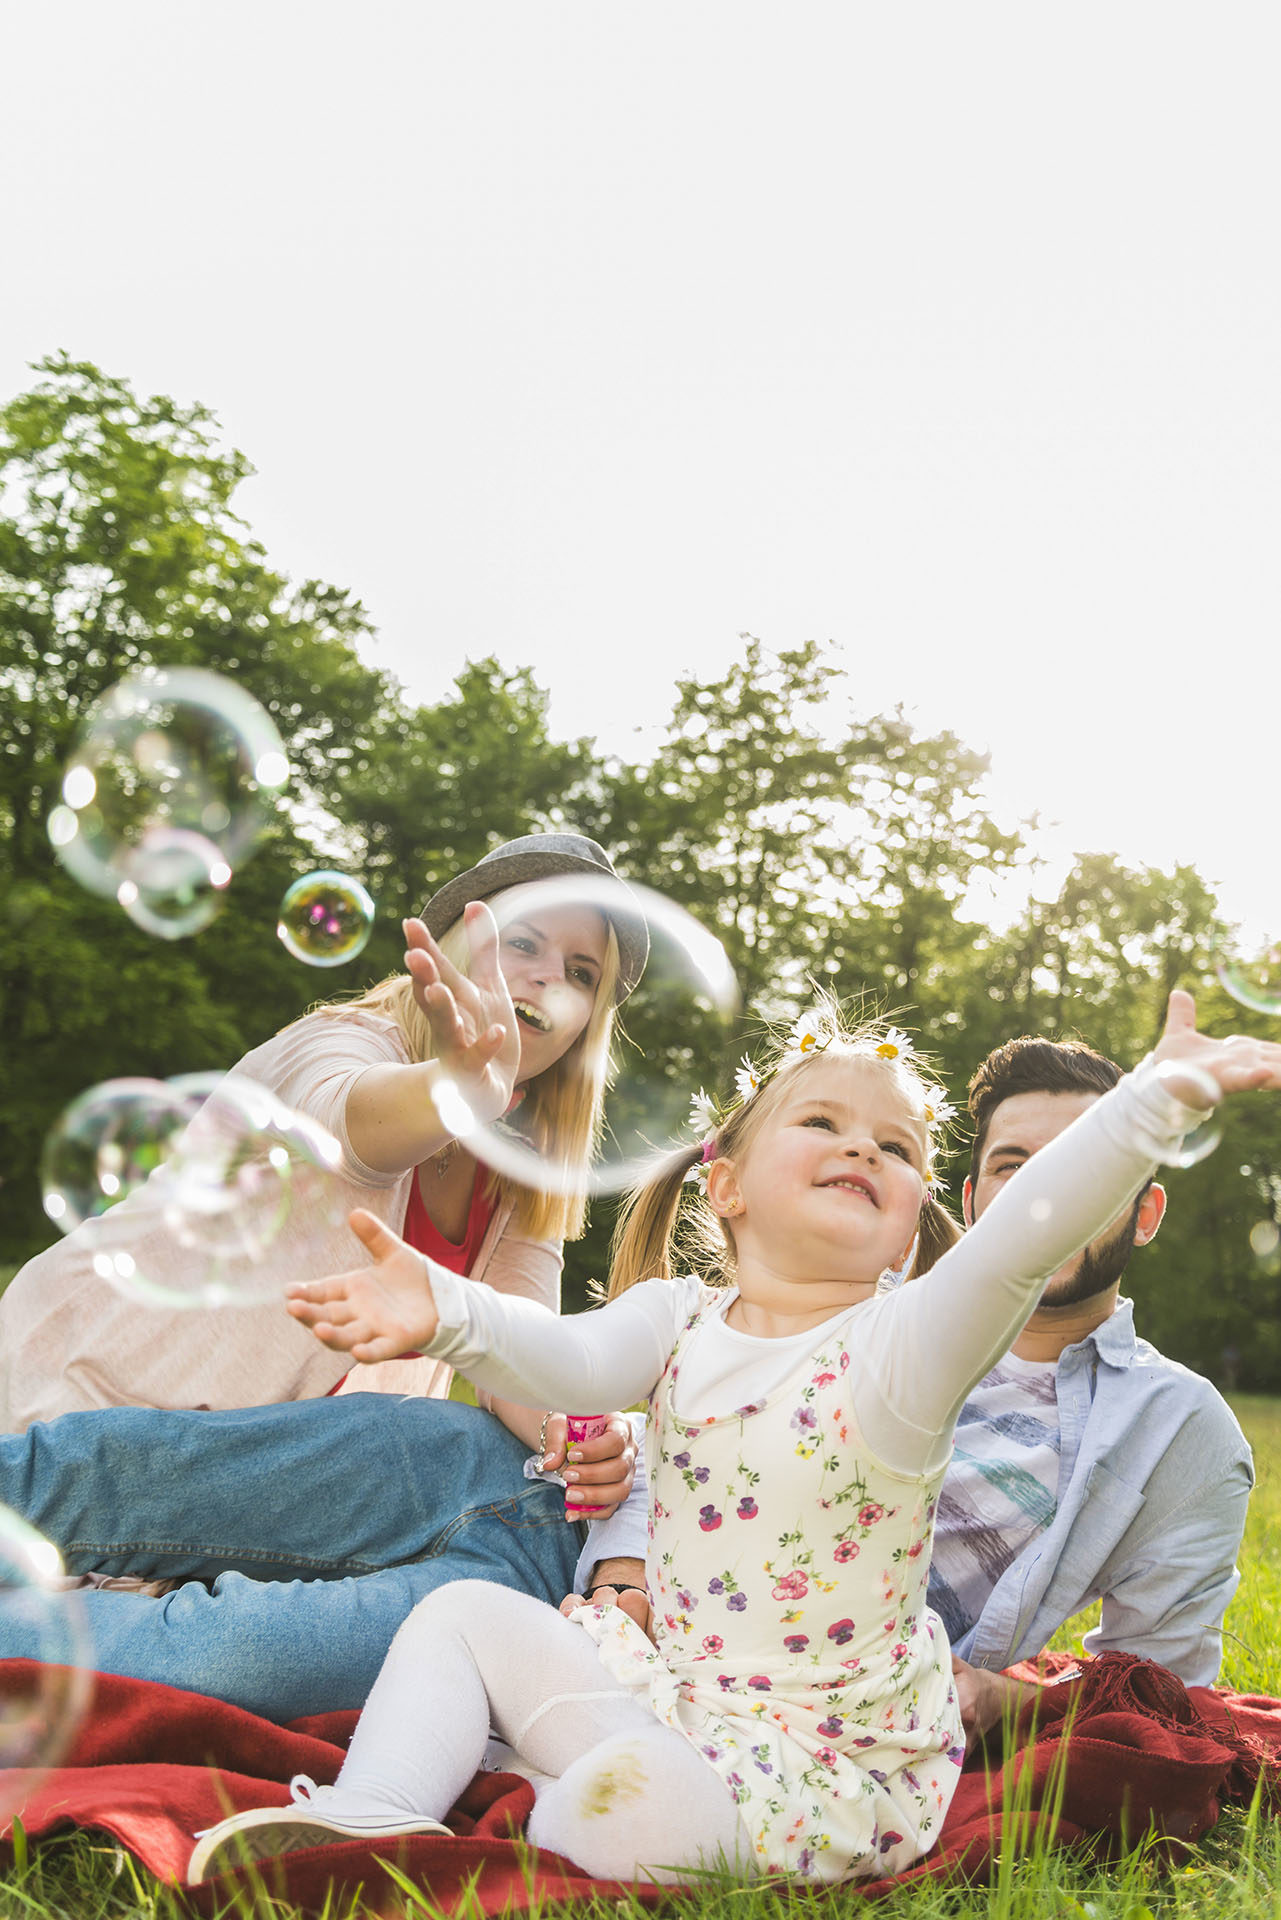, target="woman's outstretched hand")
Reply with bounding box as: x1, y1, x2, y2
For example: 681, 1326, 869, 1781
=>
286, 1208, 438, 1362
1152, 989, 1281, 1108
403, 902, 521, 1128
